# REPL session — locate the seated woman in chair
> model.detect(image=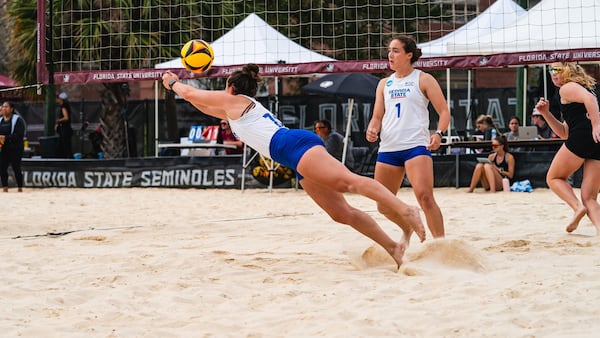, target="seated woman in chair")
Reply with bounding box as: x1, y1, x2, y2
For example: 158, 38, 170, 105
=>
467, 135, 515, 193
